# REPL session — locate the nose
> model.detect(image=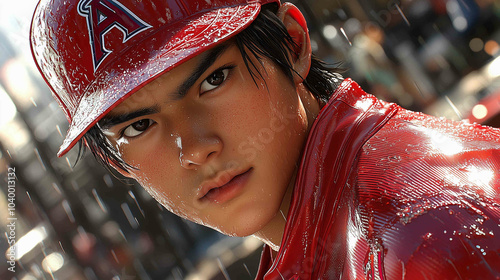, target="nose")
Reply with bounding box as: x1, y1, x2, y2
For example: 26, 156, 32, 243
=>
178, 133, 222, 169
